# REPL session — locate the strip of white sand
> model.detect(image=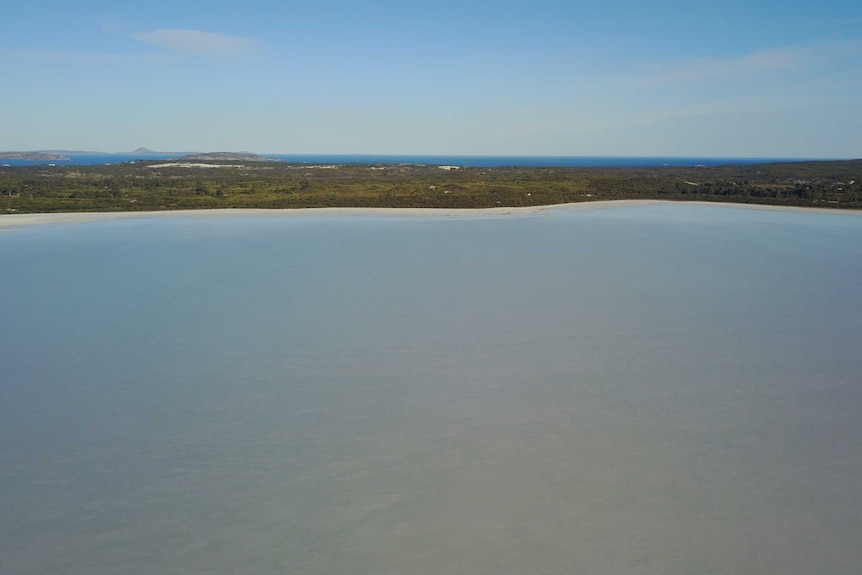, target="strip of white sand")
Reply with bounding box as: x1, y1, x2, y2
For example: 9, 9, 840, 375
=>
1, 200, 859, 233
